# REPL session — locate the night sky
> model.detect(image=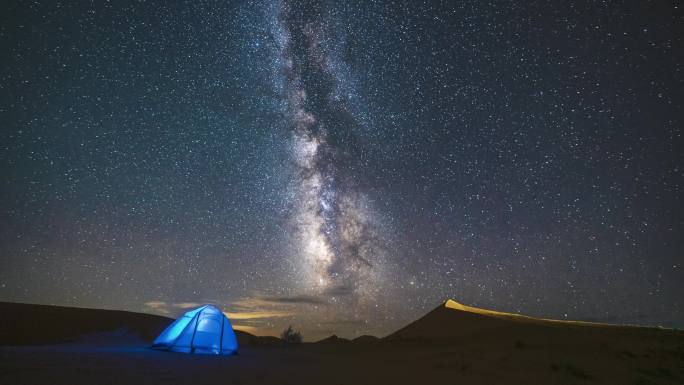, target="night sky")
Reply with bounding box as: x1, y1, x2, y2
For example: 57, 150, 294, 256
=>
1, 0, 682, 340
